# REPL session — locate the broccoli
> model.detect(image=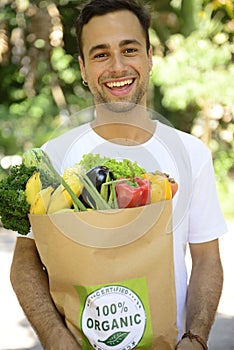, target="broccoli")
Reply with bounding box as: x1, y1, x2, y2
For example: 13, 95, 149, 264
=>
0, 164, 37, 235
